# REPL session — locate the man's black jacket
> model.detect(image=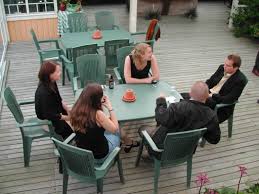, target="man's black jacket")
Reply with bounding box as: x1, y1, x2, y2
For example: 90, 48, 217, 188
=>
205, 65, 248, 122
